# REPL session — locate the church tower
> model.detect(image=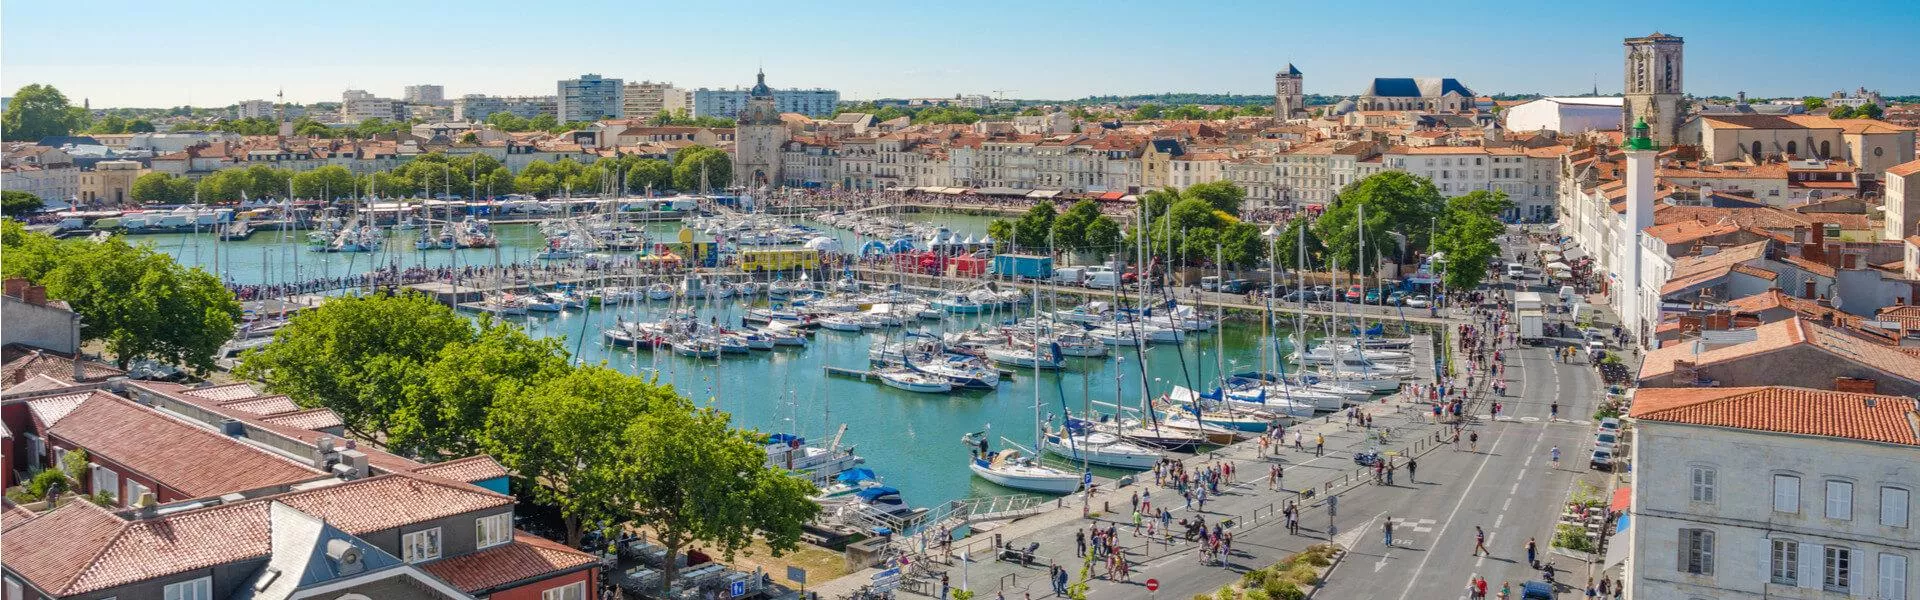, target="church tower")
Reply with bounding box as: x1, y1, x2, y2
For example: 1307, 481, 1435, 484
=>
1273, 64, 1304, 119
733, 70, 787, 189
1622, 32, 1683, 147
